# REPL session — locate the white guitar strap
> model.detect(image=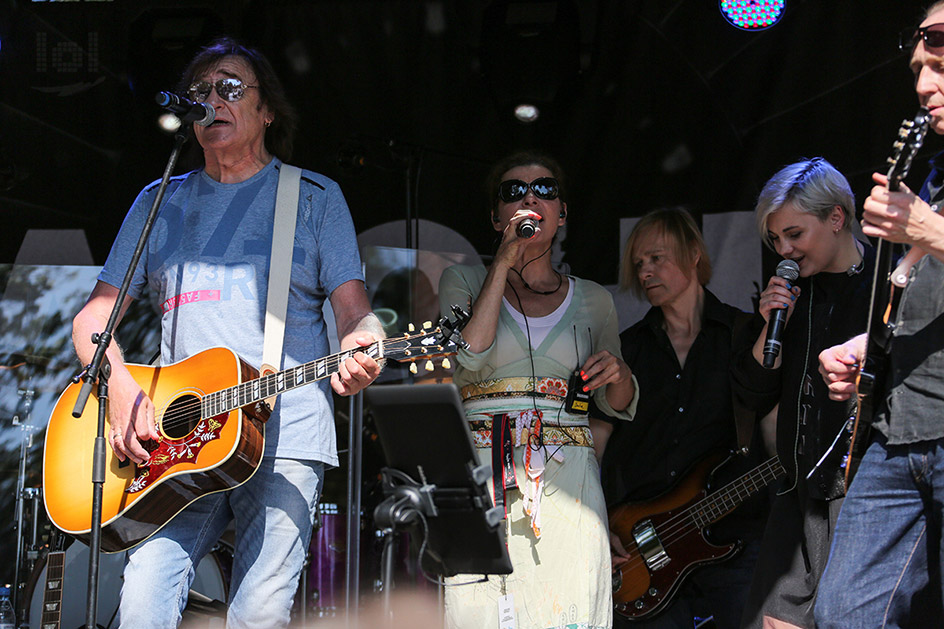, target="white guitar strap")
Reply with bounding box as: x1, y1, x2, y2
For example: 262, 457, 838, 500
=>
262, 163, 302, 373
